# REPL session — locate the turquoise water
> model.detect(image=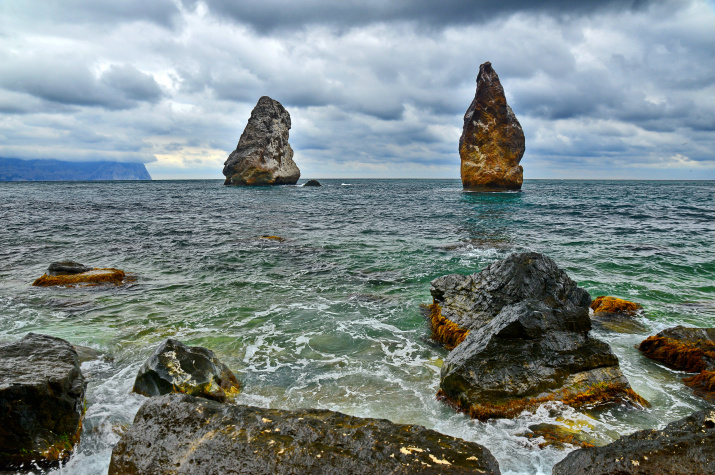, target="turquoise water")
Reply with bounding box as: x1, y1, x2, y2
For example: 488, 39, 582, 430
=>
1, 179, 713, 474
